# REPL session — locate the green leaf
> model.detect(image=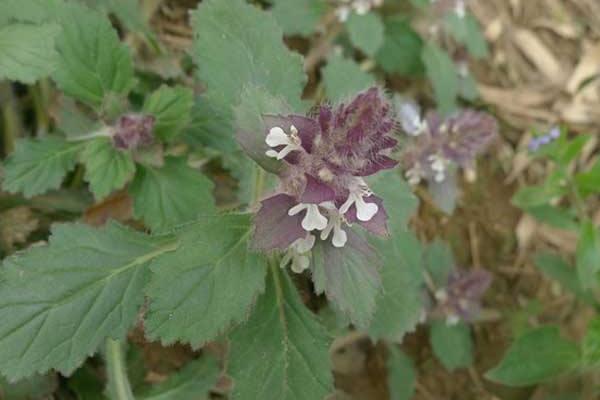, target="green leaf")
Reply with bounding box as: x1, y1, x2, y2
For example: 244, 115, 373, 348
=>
311, 231, 381, 328
443, 14, 488, 59
486, 326, 580, 386
271, 0, 327, 36
387, 347, 416, 400
369, 230, 424, 341
322, 55, 375, 102
423, 240, 455, 287
2, 136, 83, 198
81, 138, 135, 200
0, 0, 66, 26
0, 222, 175, 381
576, 220, 600, 291
51, 3, 134, 108
582, 318, 600, 368
368, 169, 419, 229
139, 357, 220, 400
525, 205, 578, 230
183, 97, 237, 153
575, 159, 600, 197
0, 23, 60, 84
143, 85, 194, 141
0, 373, 57, 400
346, 13, 385, 56
429, 321, 473, 370
191, 0, 306, 138
375, 17, 423, 76
535, 252, 595, 305
512, 171, 569, 209
145, 214, 267, 347
129, 157, 215, 232
422, 42, 459, 115
228, 268, 333, 400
